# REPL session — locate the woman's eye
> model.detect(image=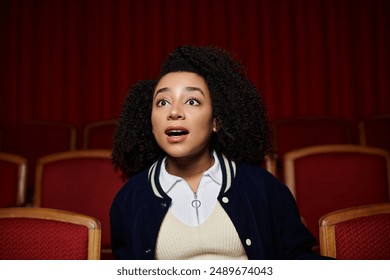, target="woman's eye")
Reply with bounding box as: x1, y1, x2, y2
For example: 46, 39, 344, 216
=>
156, 99, 169, 107
186, 98, 200, 106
